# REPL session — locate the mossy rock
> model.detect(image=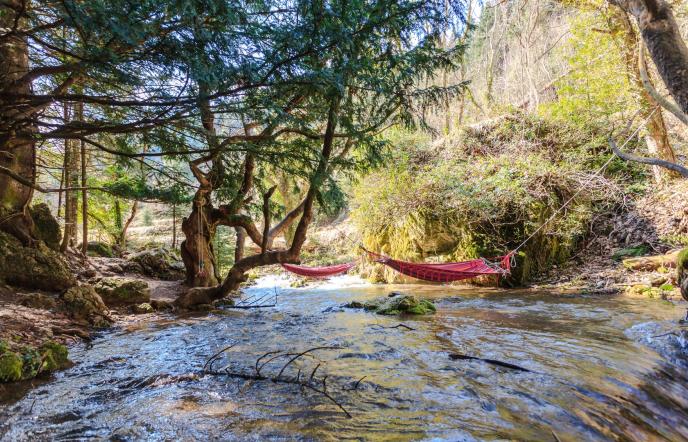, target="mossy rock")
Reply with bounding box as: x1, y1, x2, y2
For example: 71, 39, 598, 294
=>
86, 241, 114, 258
39, 341, 69, 372
29, 203, 61, 251
0, 231, 76, 291
0, 351, 23, 382
678, 248, 688, 300
61, 285, 112, 328
131, 302, 154, 314
127, 248, 185, 280
347, 293, 436, 316
612, 245, 650, 261
94, 277, 150, 306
